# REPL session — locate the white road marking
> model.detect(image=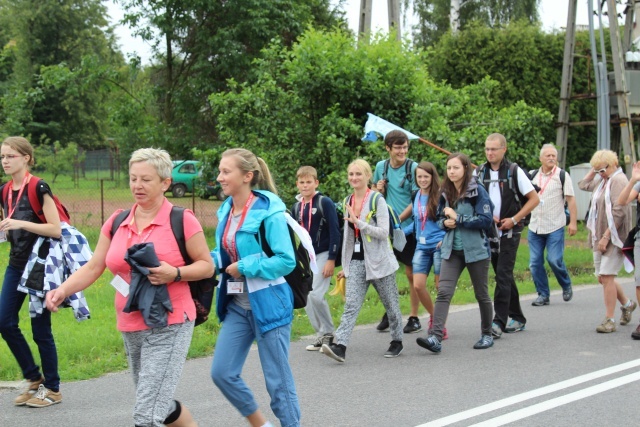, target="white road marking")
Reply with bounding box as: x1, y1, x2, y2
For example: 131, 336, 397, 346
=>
470, 371, 640, 426
416, 358, 640, 427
